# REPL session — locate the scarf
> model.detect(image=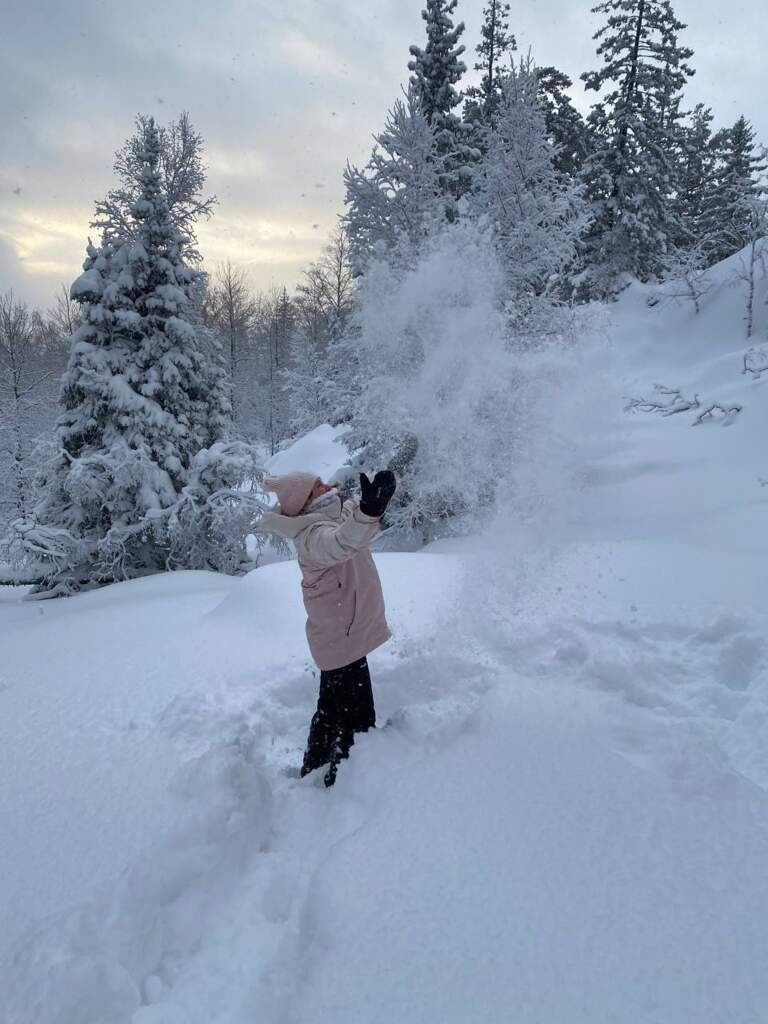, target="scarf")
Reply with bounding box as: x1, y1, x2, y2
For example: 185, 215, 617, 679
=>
305, 489, 341, 515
